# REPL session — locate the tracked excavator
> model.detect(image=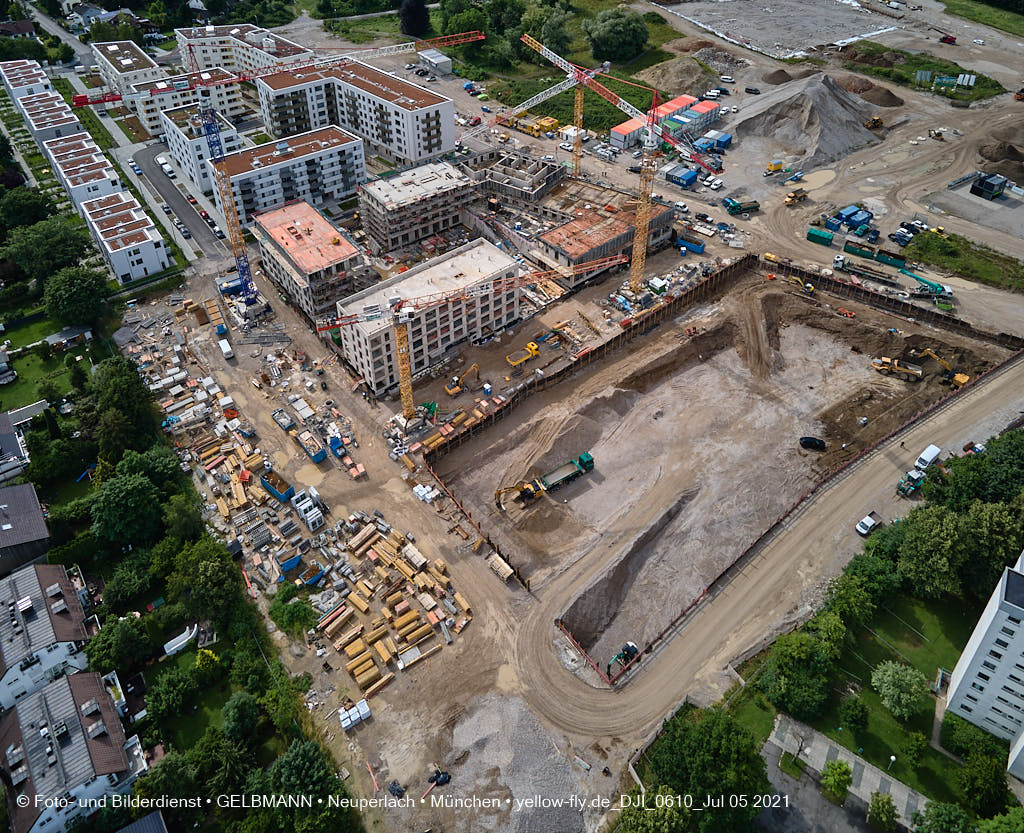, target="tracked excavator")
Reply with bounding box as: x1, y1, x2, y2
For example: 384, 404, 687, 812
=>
445, 362, 479, 396
607, 642, 639, 677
